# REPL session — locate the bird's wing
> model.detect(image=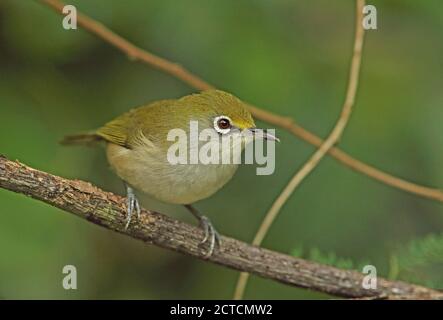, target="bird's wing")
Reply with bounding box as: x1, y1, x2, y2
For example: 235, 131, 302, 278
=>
96, 99, 175, 149
96, 109, 133, 148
